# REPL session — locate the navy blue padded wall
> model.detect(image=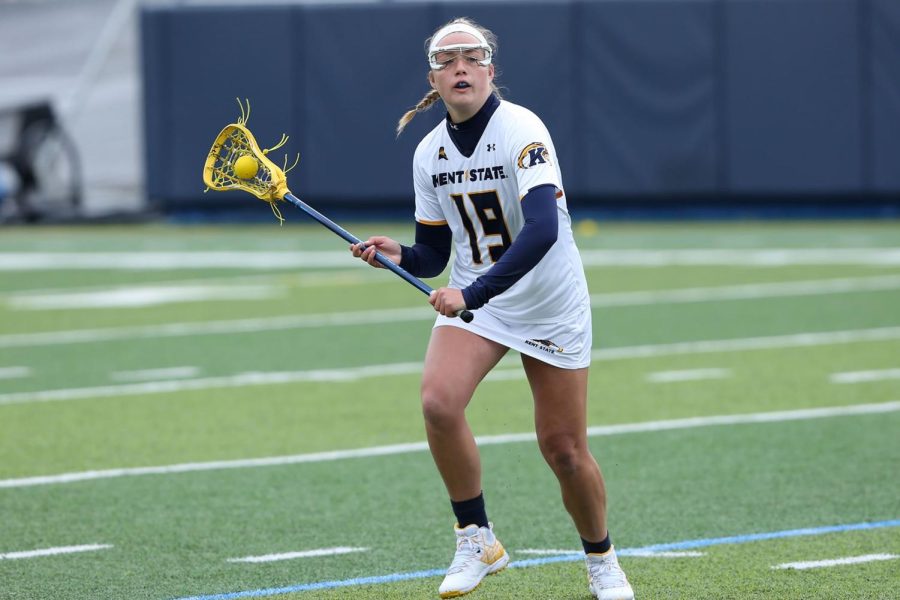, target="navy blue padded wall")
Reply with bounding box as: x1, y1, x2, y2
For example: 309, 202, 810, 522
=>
723, 0, 862, 193
142, 5, 295, 205
295, 5, 436, 203
871, 0, 900, 192
581, 0, 718, 195
142, 0, 899, 211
